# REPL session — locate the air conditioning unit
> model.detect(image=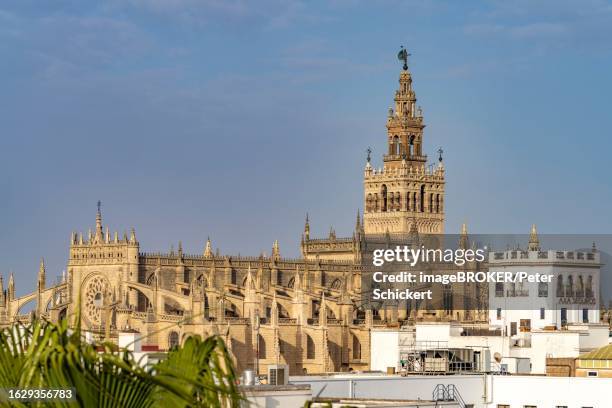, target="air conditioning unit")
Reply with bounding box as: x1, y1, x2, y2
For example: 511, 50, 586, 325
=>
268, 364, 289, 386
